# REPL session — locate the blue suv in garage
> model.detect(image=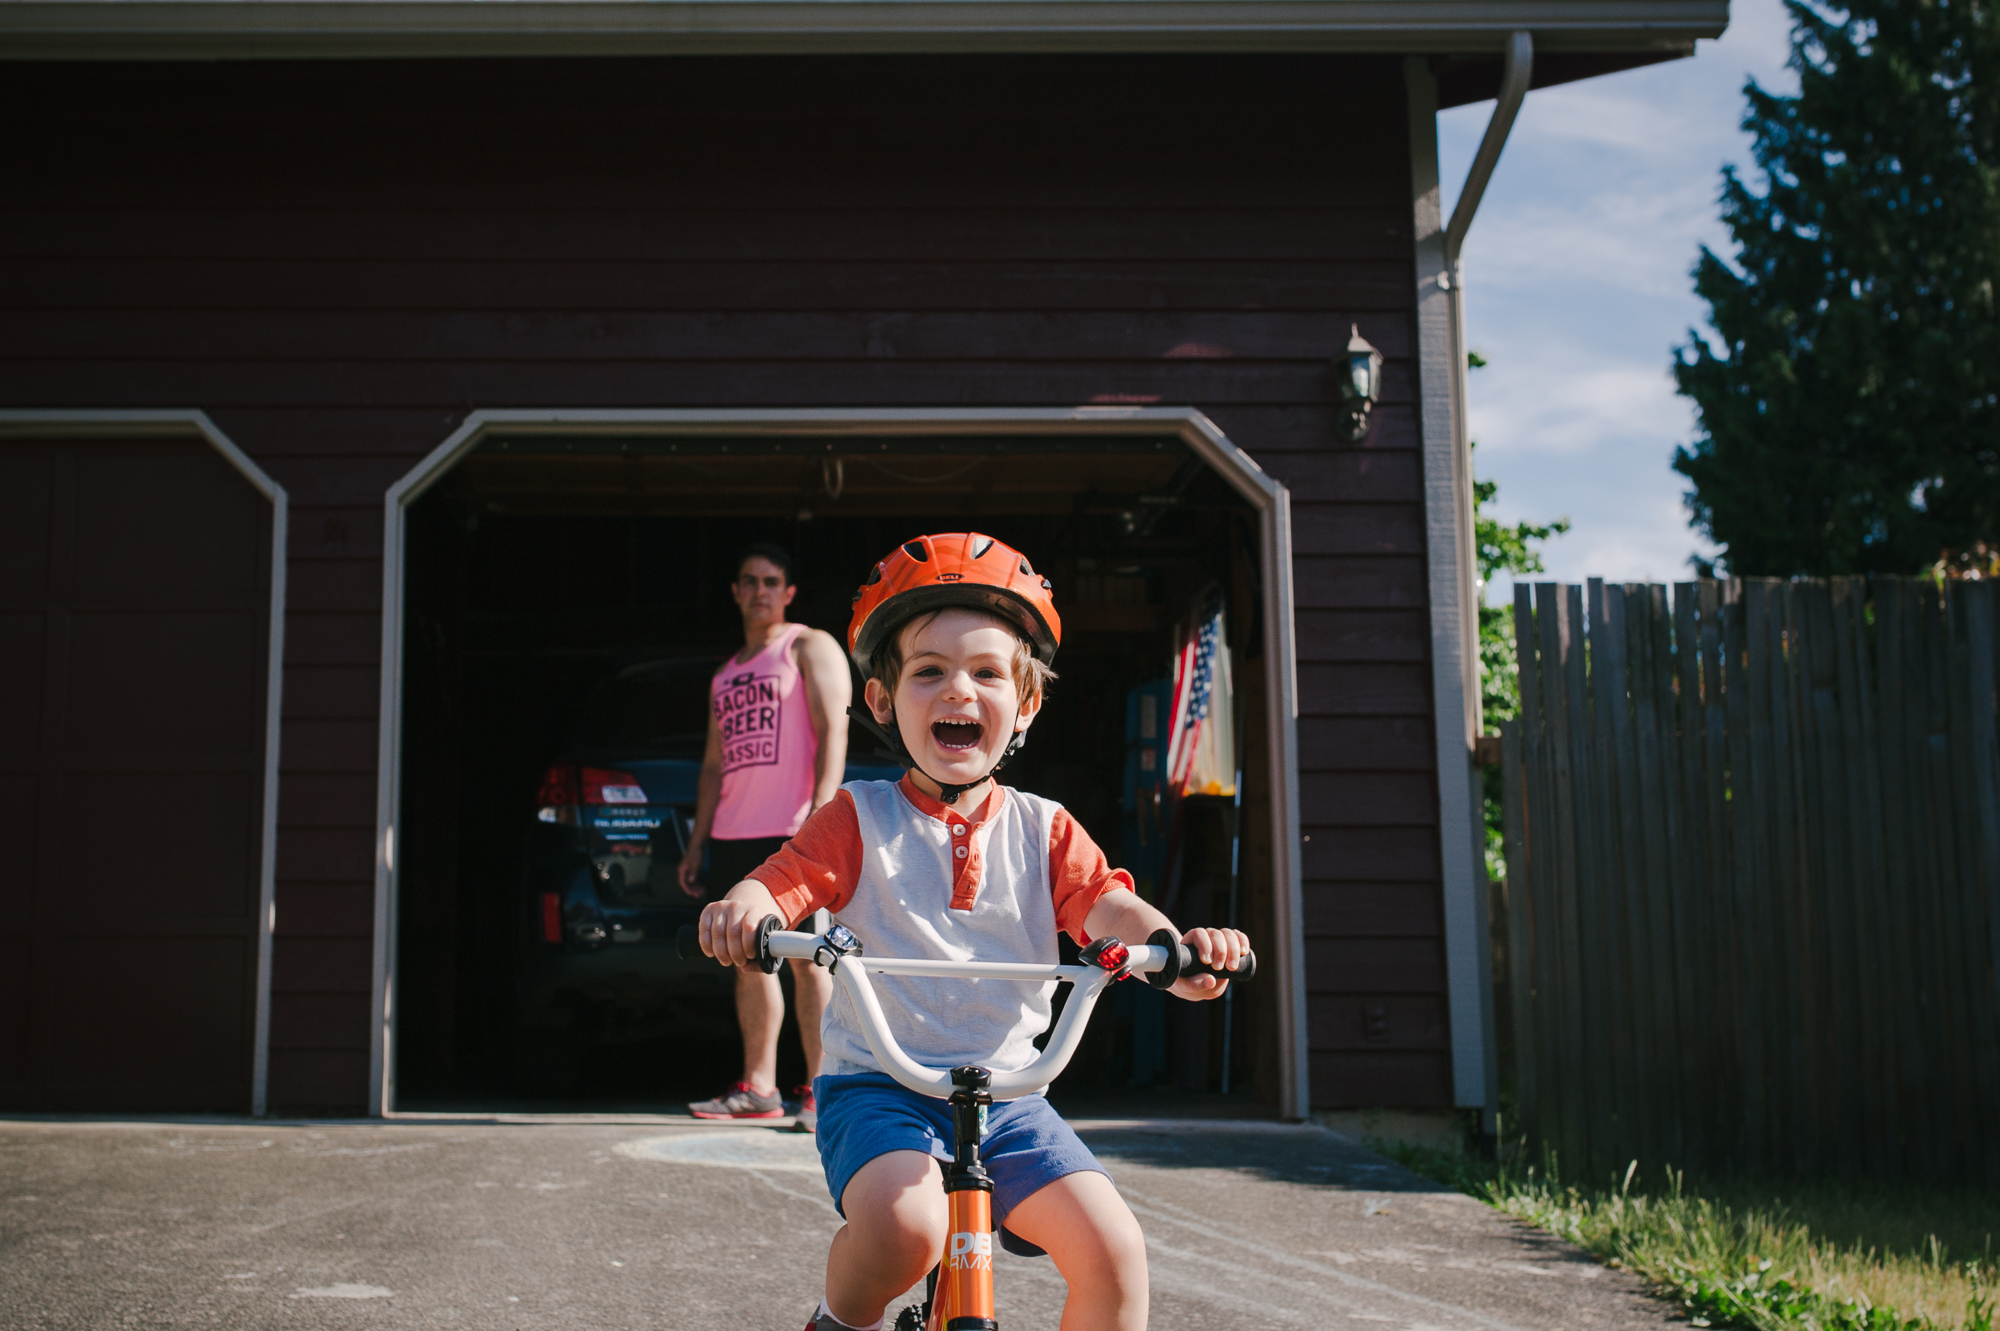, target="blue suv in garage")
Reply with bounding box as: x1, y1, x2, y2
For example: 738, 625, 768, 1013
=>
515, 655, 897, 1094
